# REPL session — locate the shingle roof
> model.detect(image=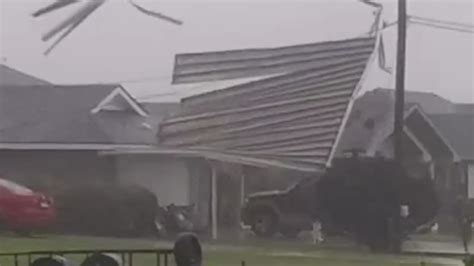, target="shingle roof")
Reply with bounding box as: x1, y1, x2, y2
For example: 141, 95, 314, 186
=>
370, 88, 456, 114
456, 104, 474, 115
0, 65, 51, 86
337, 88, 473, 159
0, 85, 173, 146
160, 37, 377, 172
429, 114, 474, 160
